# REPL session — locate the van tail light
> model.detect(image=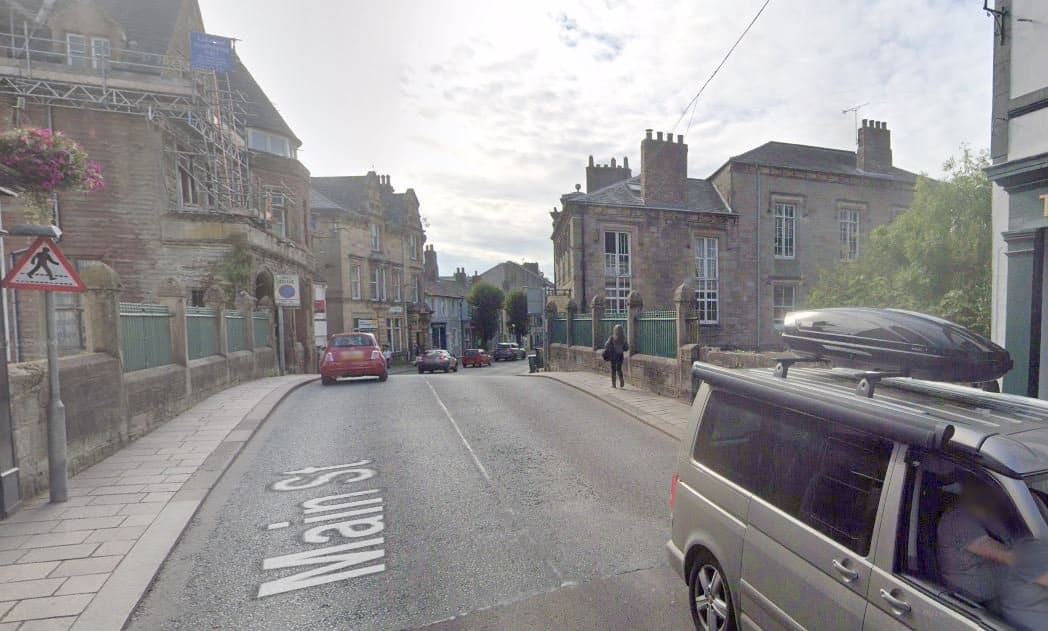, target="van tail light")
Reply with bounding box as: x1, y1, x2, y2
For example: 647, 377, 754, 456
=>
669, 472, 679, 510
323, 352, 334, 364
371, 349, 382, 360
